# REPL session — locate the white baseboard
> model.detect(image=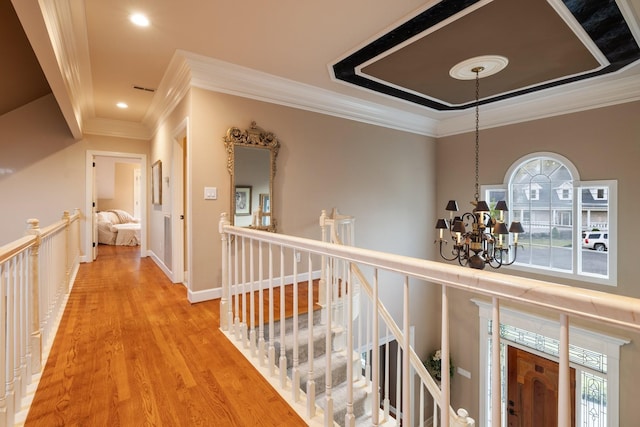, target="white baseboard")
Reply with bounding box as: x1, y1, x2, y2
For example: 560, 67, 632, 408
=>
148, 250, 173, 278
